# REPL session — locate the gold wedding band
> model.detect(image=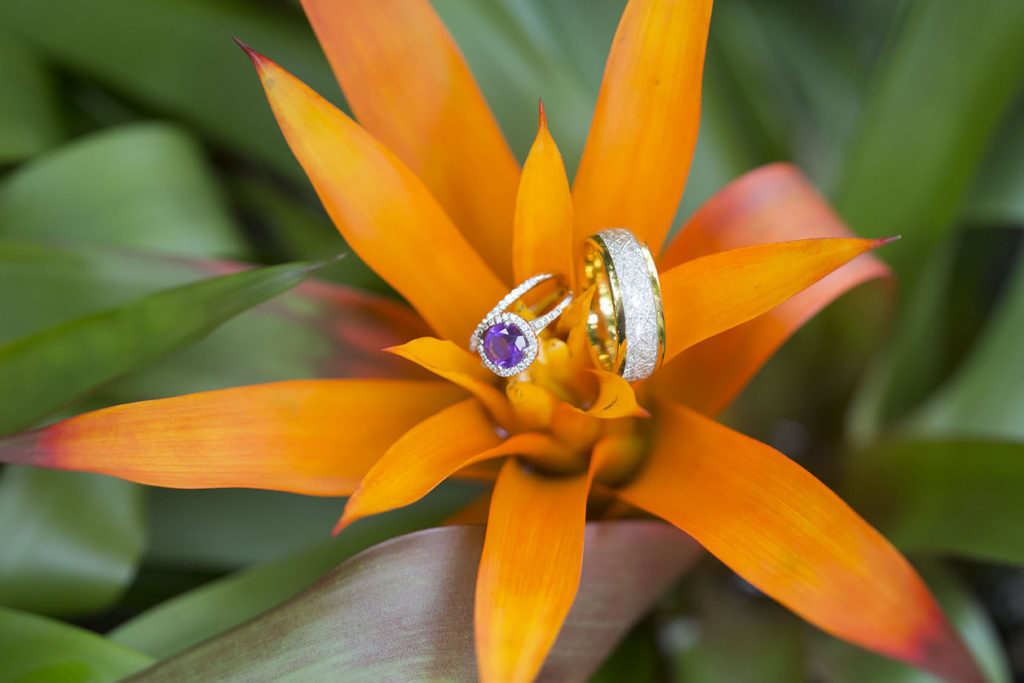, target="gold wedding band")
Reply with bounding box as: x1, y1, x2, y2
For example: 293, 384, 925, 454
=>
577, 229, 665, 382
